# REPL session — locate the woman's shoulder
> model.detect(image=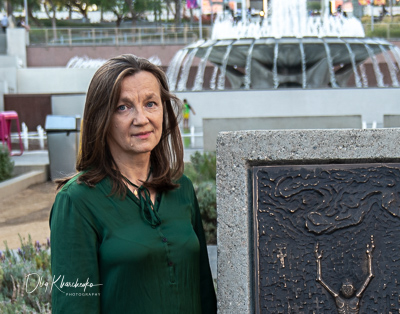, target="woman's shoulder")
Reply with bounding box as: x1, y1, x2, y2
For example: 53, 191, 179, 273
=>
171, 174, 197, 200
57, 172, 106, 200
176, 174, 194, 188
